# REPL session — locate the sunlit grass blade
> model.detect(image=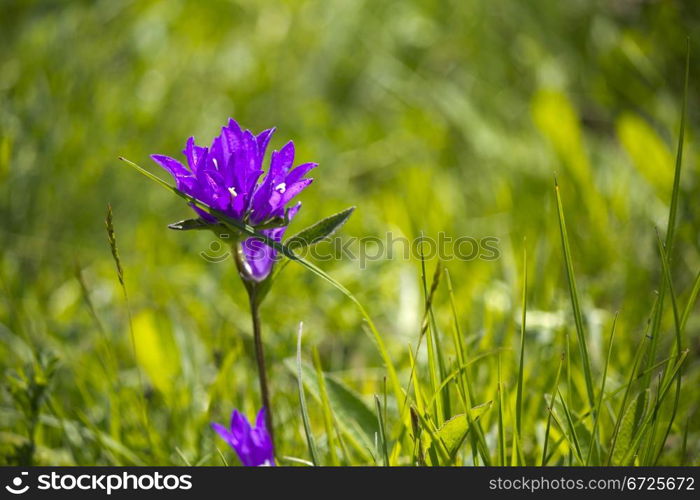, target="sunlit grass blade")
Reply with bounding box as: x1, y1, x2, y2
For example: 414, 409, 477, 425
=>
374, 395, 389, 466
497, 355, 507, 466
419, 249, 444, 424
649, 229, 684, 464
586, 312, 617, 465
557, 389, 583, 464
554, 178, 596, 409
515, 245, 527, 439
607, 333, 648, 465
545, 401, 580, 464
313, 347, 339, 466
656, 231, 682, 354
541, 353, 564, 465
408, 346, 426, 414
296, 322, 319, 466
643, 43, 689, 465
444, 267, 491, 465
